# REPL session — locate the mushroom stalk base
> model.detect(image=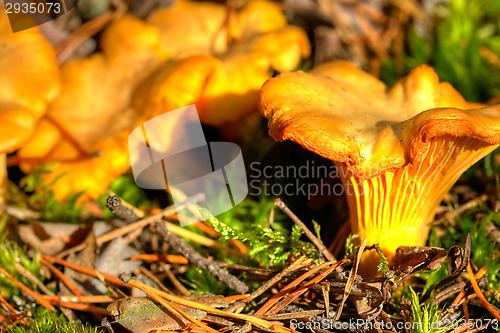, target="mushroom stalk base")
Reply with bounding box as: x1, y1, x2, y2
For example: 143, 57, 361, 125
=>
337, 135, 498, 277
